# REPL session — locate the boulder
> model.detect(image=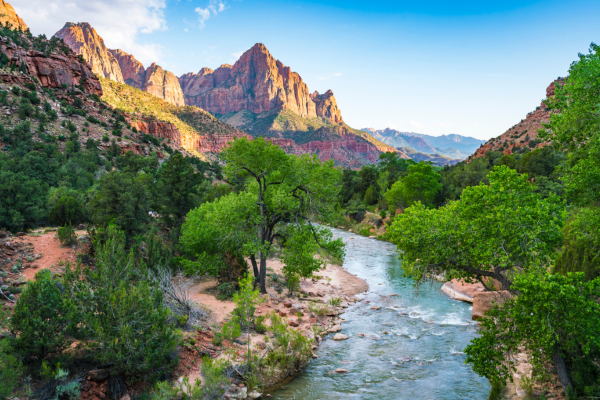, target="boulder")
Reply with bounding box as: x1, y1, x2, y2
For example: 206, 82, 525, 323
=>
472, 291, 512, 320
333, 333, 348, 341
334, 368, 349, 373
441, 279, 486, 303
87, 368, 110, 381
